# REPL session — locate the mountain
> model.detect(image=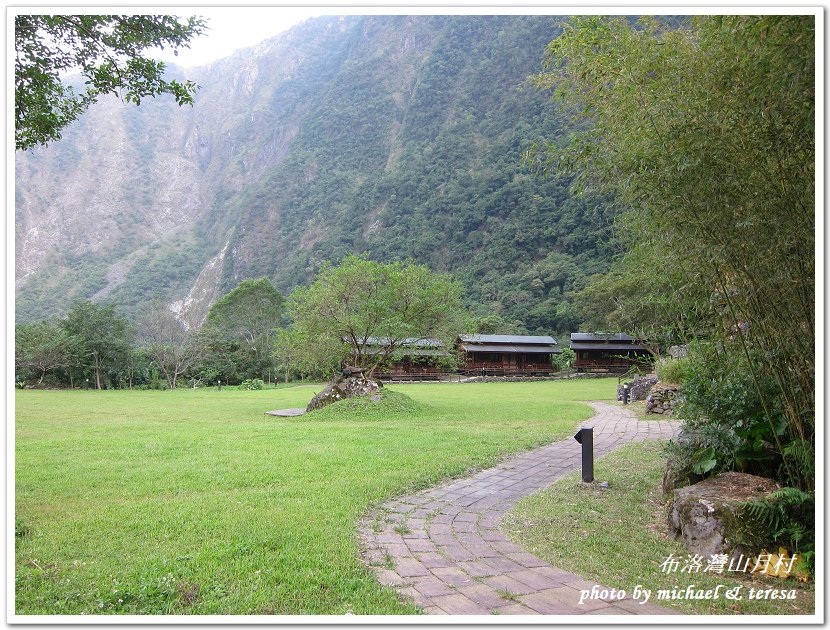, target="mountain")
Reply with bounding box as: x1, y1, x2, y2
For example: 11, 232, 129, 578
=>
15, 15, 616, 334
